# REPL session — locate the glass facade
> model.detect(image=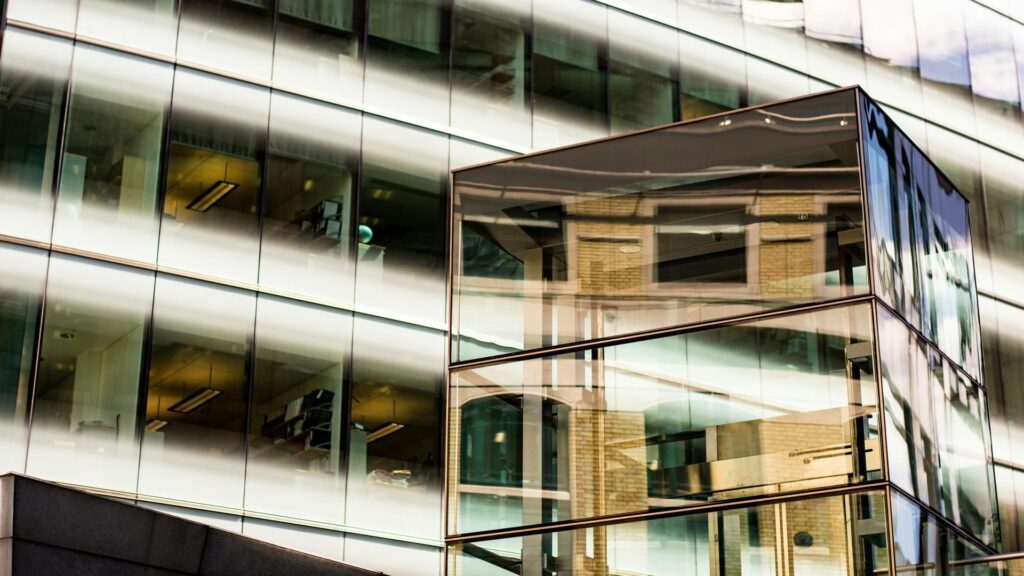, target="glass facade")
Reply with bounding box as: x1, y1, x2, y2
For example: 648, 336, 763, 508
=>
0, 0, 1020, 573
448, 88, 999, 573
